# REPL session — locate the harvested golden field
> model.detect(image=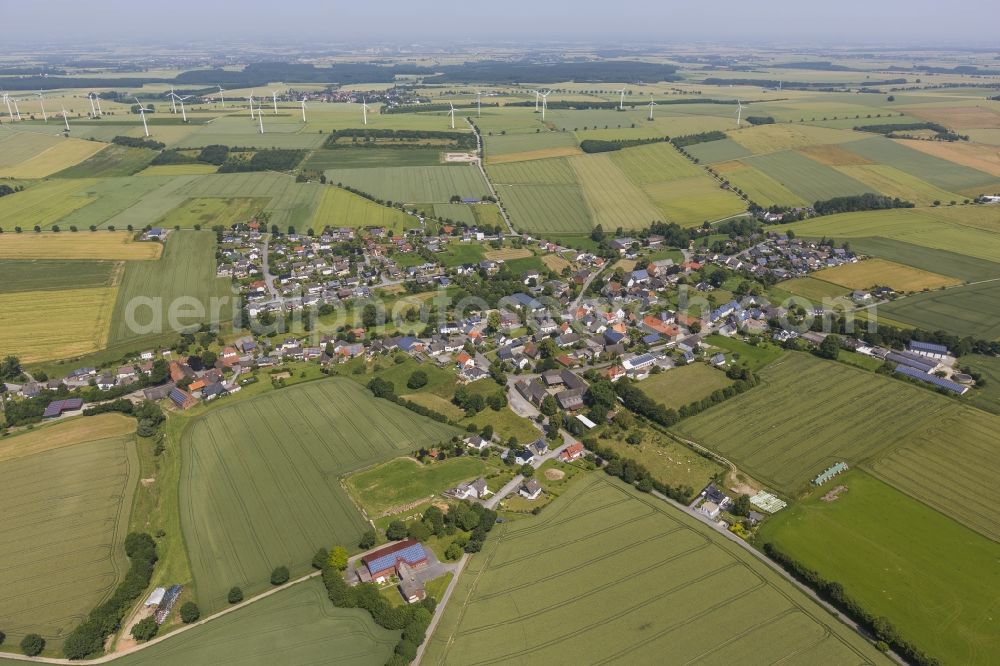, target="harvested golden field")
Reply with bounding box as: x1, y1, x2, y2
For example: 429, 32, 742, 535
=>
0, 286, 118, 362
815, 258, 961, 292
0, 413, 136, 463
488, 146, 584, 164
0, 231, 162, 260
905, 105, 1000, 130
0, 137, 105, 178
799, 144, 874, 166
484, 247, 532, 261
896, 139, 1000, 178
542, 253, 571, 273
